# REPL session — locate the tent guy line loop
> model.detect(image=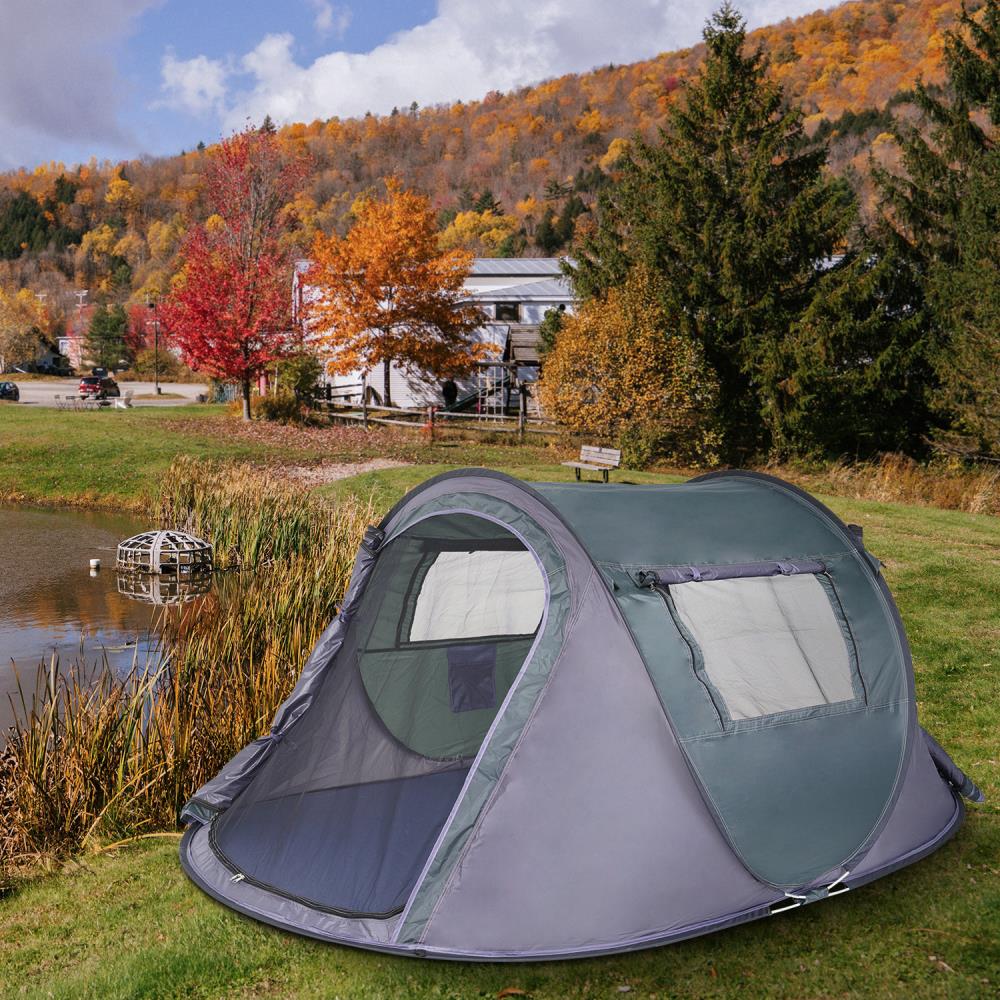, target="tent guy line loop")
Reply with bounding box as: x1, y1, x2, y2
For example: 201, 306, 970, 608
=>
770, 870, 852, 914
